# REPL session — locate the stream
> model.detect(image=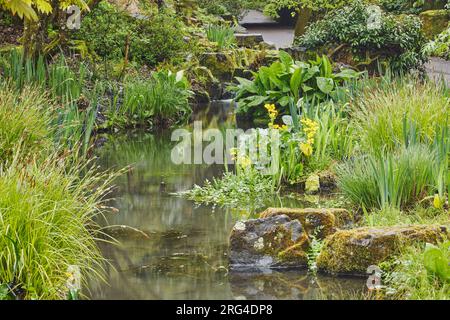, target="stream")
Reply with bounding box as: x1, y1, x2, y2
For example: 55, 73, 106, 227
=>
88, 101, 367, 300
